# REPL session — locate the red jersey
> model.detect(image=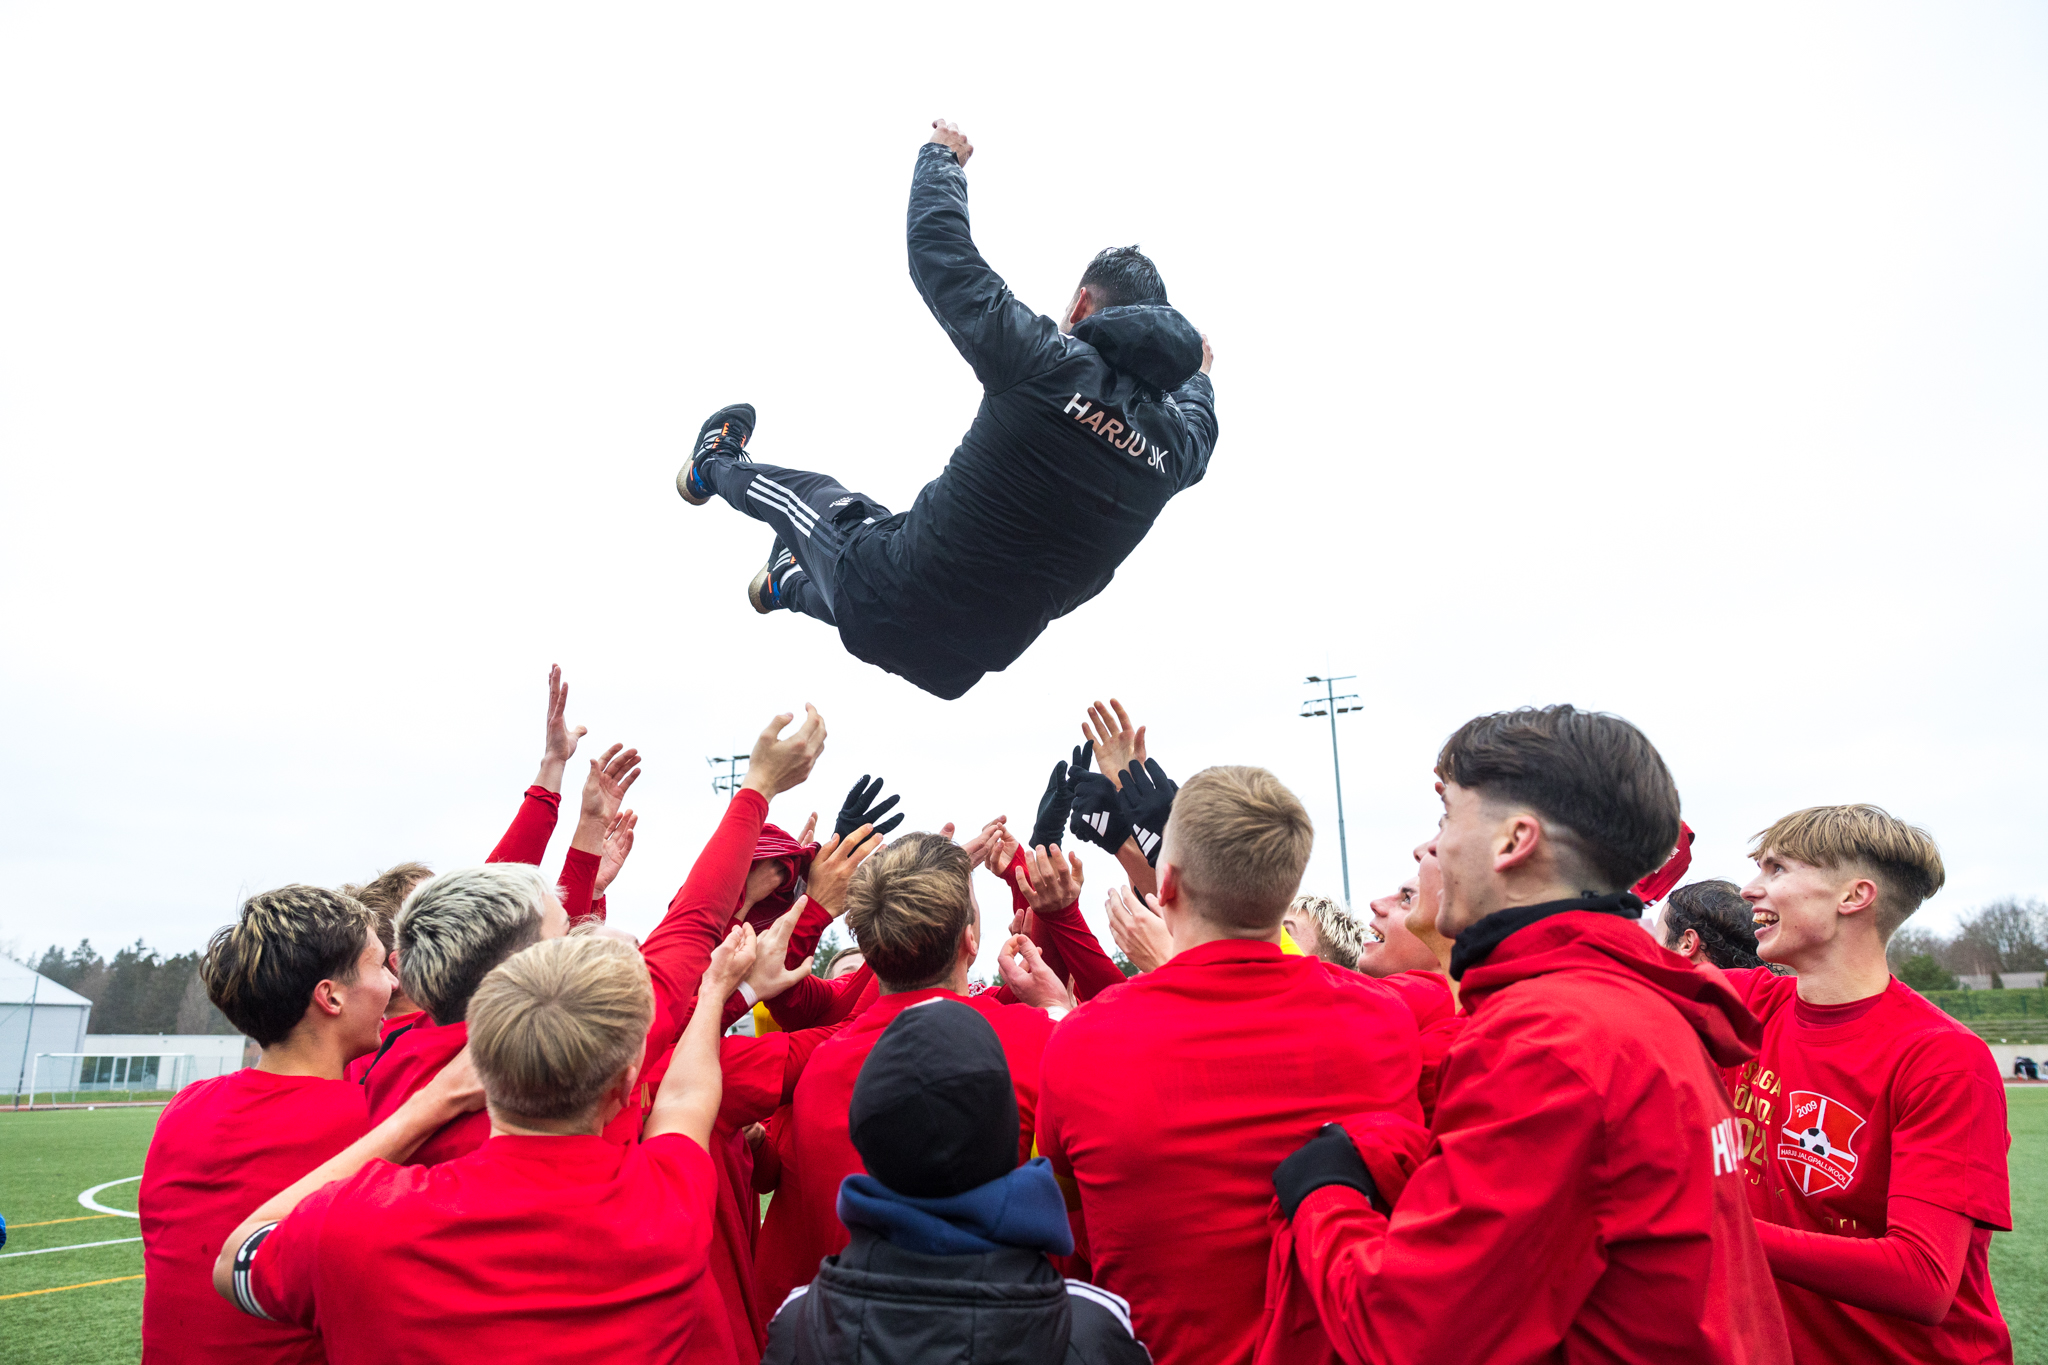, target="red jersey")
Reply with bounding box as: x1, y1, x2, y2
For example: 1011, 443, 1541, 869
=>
1035, 938, 1422, 1365
344, 1011, 424, 1086
140, 1069, 368, 1365
364, 789, 773, 1161
242, 1133, 730, 1364
1282, 911, 1790, 1365
1725, 970, 2013, 1364
752, 987, 1054, 1329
